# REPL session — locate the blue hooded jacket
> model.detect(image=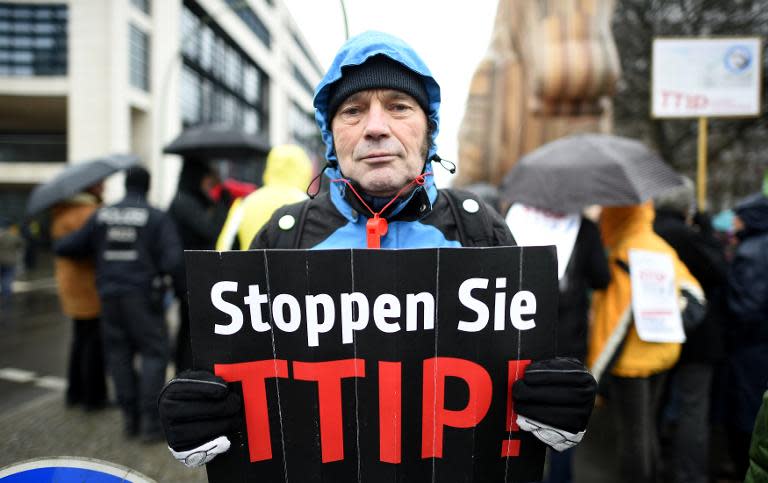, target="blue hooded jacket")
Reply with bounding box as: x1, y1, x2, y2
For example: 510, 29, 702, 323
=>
251, 31, 514, 251
309, 31, 456, 249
